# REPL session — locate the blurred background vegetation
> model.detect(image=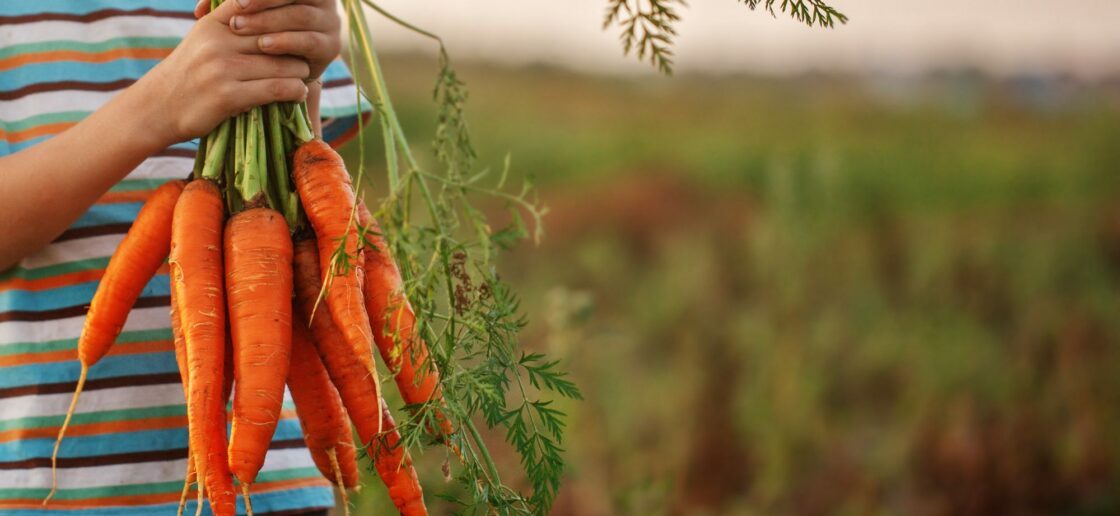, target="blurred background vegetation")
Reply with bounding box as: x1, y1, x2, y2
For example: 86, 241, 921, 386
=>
341, 52, 1120, 515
